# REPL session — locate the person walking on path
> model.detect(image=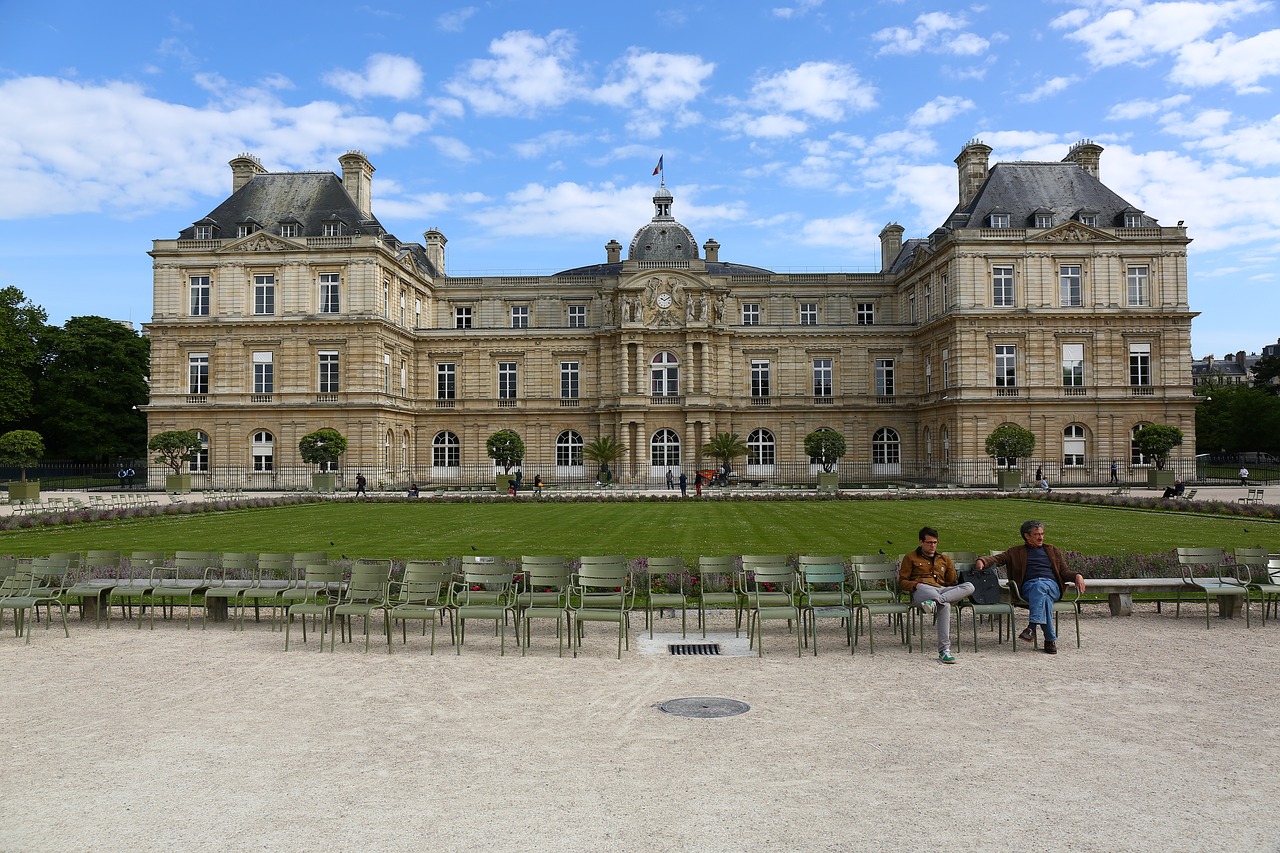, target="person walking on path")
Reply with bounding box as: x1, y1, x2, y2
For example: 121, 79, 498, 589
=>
898, 527, 973, 664
695, 473, 703, 497
533, 474, 543, 497
354, 472, 367, 497
666, 469, 674, 490
1110, 460, 1119, 483
975, 520, 1086, 655
678, 471, 687, 497
1240, 466, 1250, 486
